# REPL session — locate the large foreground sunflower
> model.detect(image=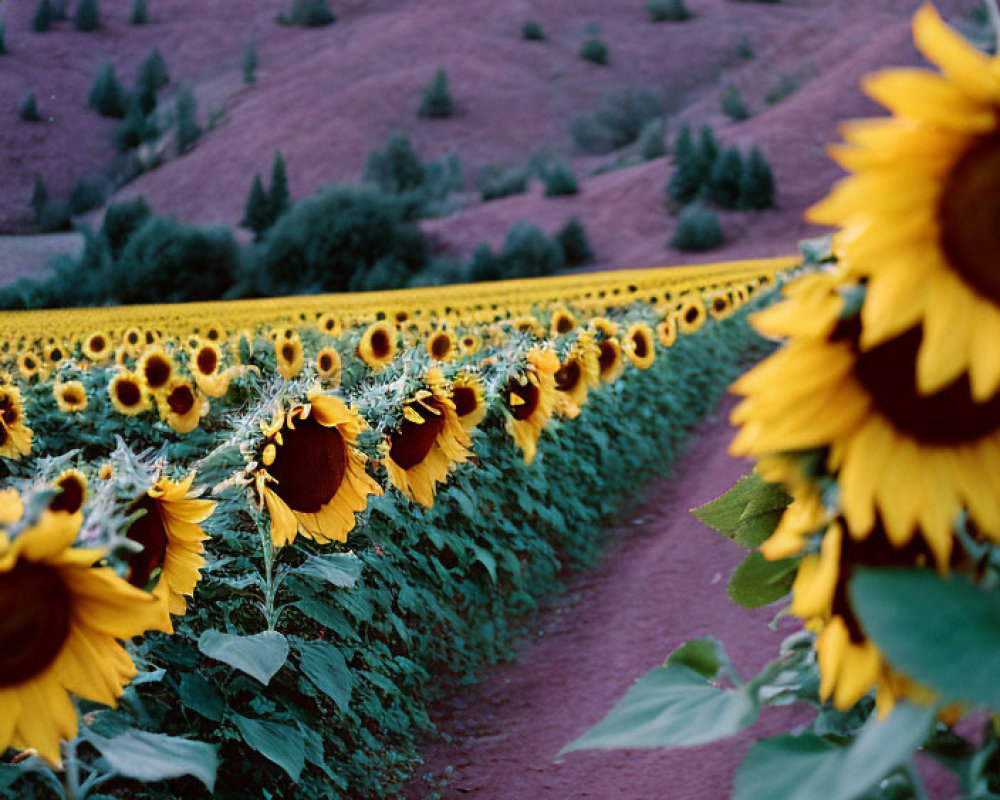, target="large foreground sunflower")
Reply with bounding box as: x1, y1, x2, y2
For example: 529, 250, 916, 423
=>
255, 394, 381, 546
0, 512, 164, 765
0, 386, 32, 460
382, 370, 472, 507
505, 347, 558, 464
808, 4, 1000, 399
